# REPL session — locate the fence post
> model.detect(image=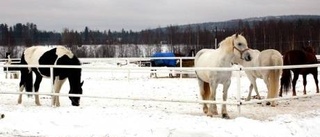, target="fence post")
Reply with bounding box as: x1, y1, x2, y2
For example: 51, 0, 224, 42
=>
236, 65, 242, 115
126, 59, 130, 81
179, 57, 182, 78
50, 66, 54, 105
